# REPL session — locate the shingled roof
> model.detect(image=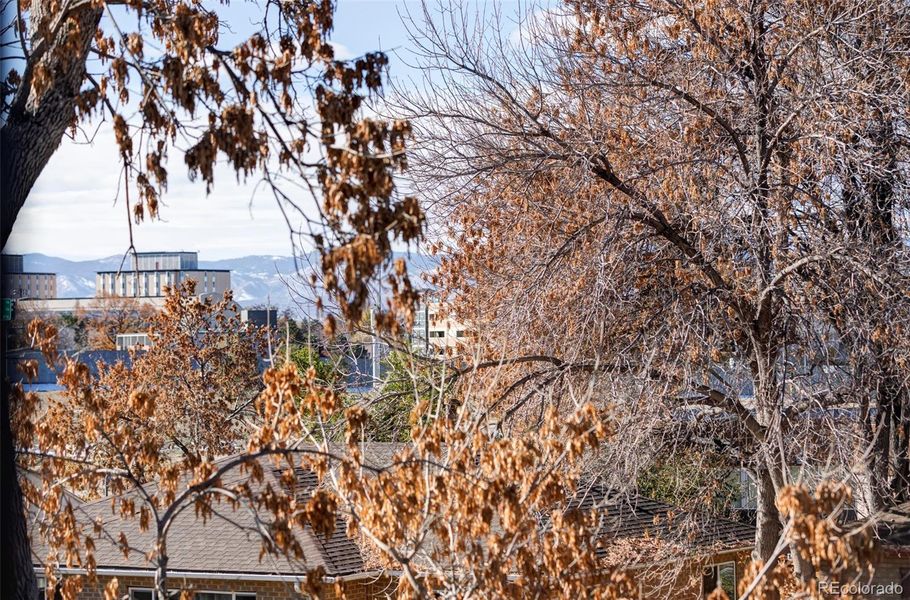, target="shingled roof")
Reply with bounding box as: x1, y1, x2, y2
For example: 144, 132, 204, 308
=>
568, 483, 756, 555
30, 443, 406, 578
874, 500, 910, 547
849, 500, 910, 550
31, 444, 754, 579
